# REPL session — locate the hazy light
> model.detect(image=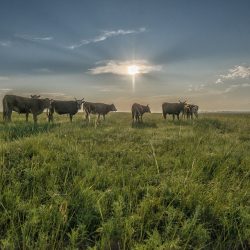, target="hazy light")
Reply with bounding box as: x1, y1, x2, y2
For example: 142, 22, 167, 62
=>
127, 65, 140, 93
128, 65, 139, 75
